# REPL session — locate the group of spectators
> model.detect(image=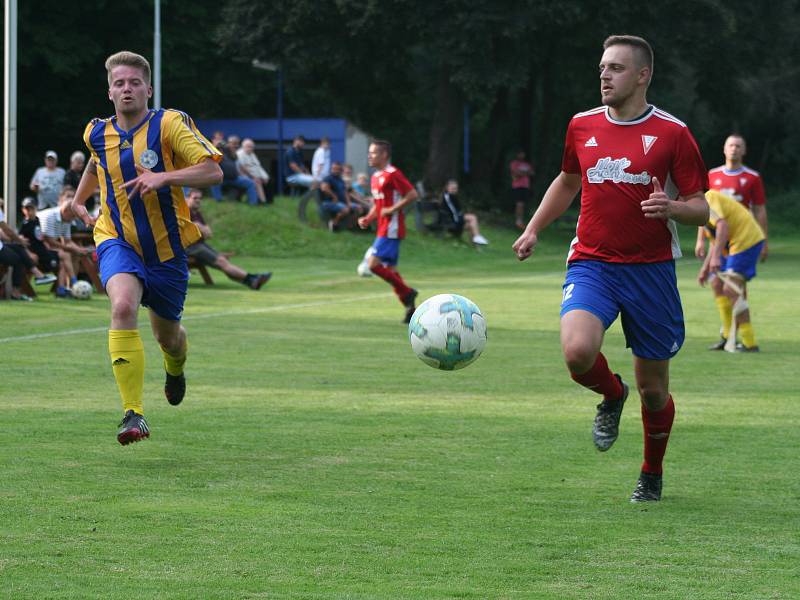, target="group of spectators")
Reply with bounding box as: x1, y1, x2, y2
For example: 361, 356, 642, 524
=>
210, 133, 272, 205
